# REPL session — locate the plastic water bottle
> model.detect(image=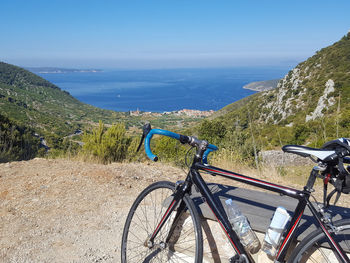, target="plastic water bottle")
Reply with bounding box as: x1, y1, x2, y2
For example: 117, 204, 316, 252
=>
225, 199, 261, 254
262, 206, 291, 259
